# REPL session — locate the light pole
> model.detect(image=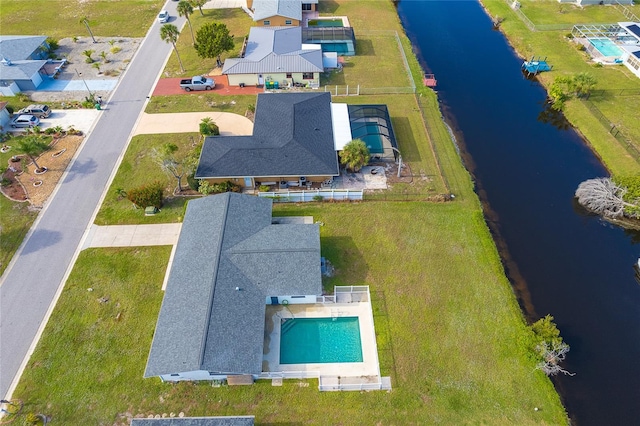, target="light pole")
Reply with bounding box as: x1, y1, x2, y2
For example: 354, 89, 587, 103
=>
75, 69, 92, 100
